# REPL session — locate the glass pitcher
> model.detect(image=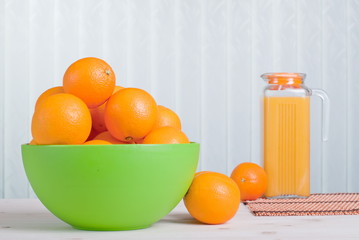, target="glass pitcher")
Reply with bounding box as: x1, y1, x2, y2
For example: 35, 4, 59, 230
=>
262, 73, 329, 199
